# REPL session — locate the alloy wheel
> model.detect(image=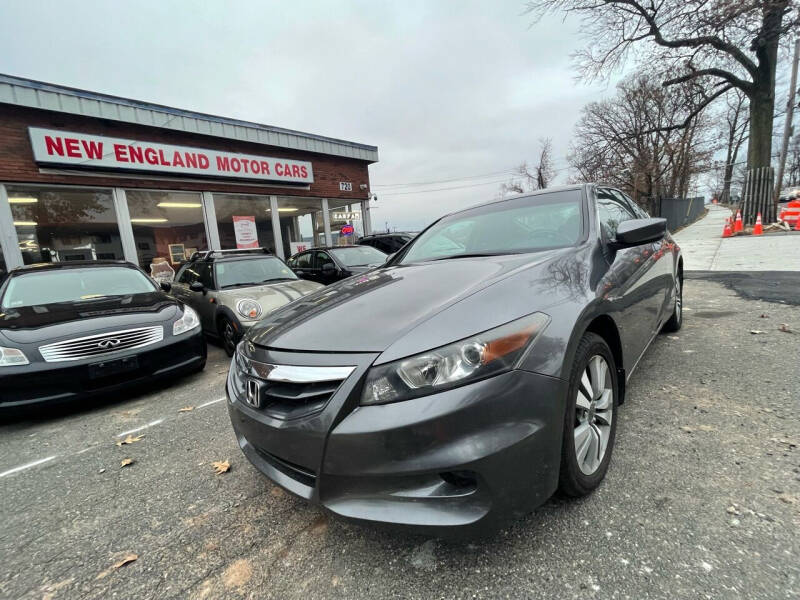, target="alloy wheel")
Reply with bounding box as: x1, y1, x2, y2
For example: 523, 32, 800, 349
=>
574, 355, 614, 475
223, 320, 237, 355
675, 277, 682, 321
